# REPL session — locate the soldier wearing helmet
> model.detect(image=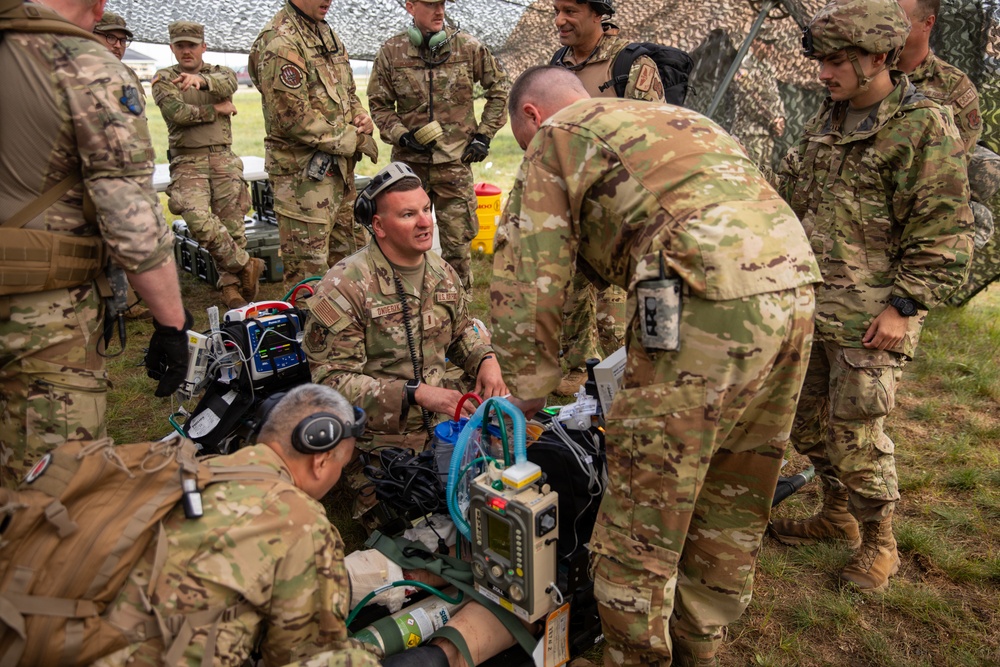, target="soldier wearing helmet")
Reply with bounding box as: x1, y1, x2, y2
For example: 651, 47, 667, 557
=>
772, 0, 975, 593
